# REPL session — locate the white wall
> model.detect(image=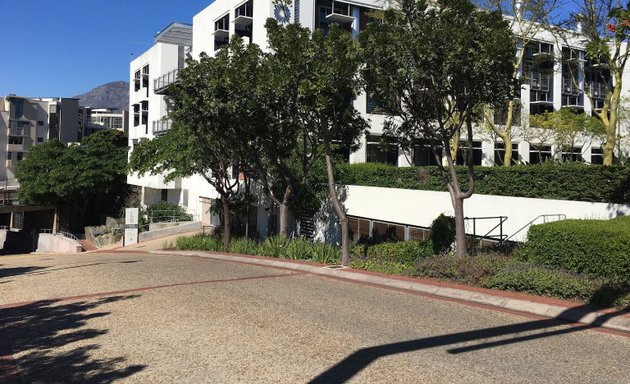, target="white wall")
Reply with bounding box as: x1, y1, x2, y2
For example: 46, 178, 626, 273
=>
345, 185, 630, 242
